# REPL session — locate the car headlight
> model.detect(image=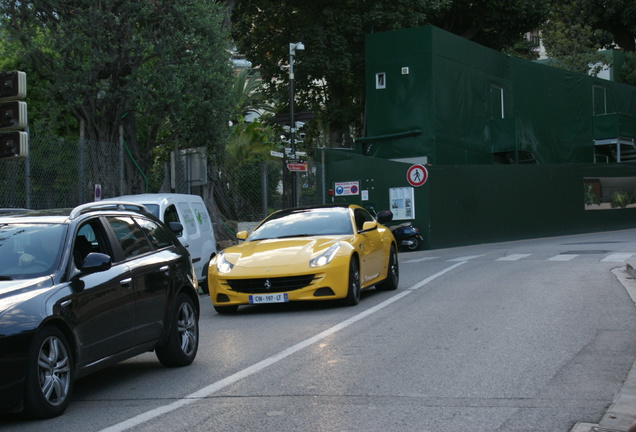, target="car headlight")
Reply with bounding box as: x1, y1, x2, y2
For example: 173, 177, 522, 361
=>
309, 243, 341, 268
216, 252, 234, 273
